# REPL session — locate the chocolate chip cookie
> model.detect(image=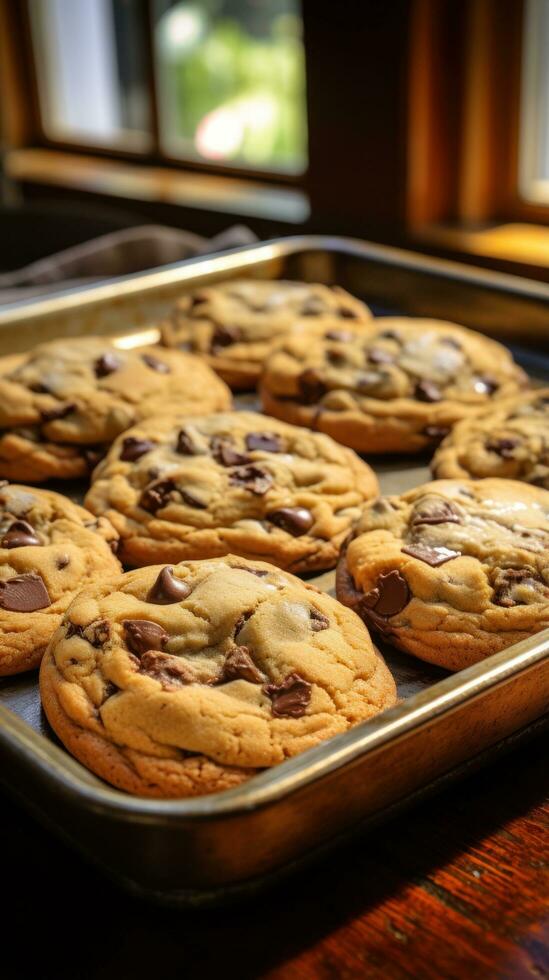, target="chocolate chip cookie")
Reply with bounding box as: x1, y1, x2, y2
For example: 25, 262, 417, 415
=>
40, 556, 397, 797
260, 318, 527, 453
337, 478, 549, 670
0, 337, 232, 482
84, 411, 379, 571
0, 481, 120, 675
160, 279, 371, 389
432, 388, 549, 489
